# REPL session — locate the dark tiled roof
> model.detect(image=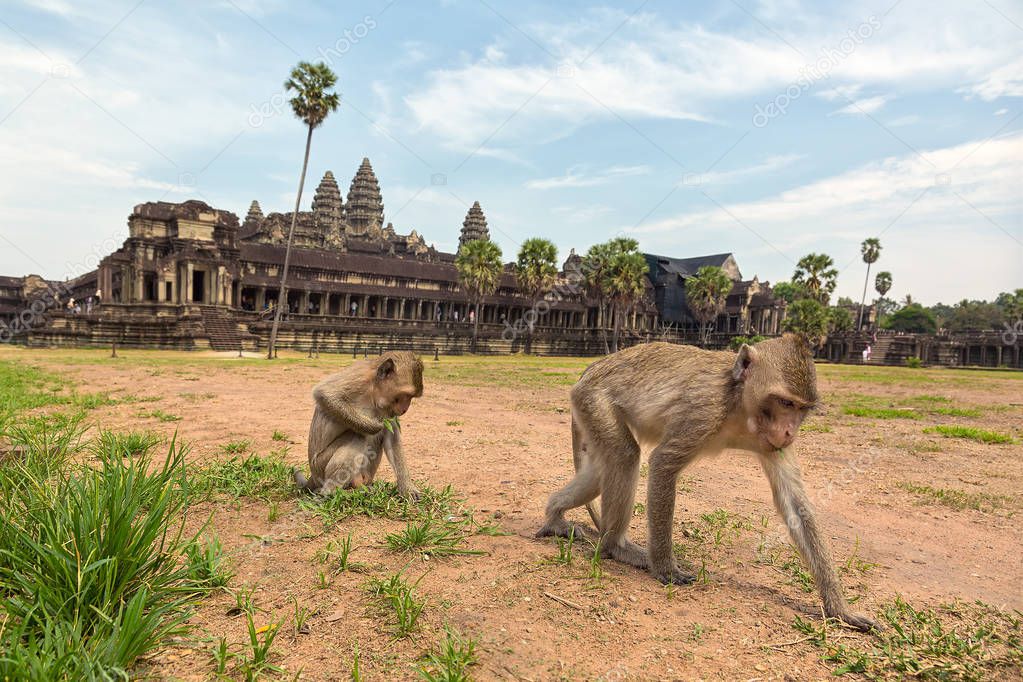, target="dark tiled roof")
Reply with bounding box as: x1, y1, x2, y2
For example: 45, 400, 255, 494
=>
644, 252, 735, 279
